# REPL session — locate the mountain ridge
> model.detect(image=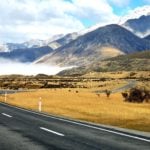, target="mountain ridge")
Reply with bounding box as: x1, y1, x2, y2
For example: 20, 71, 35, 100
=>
37, 24, 150, 66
